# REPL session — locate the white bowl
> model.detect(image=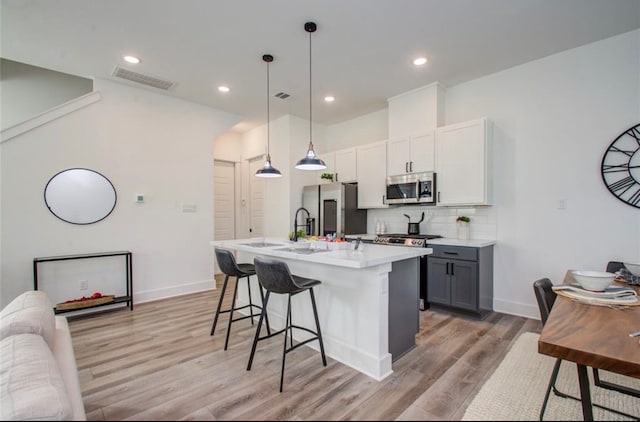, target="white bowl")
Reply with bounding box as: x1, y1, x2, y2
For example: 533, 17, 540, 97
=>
572, 270, 616, 291
624, 262, 640, 276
